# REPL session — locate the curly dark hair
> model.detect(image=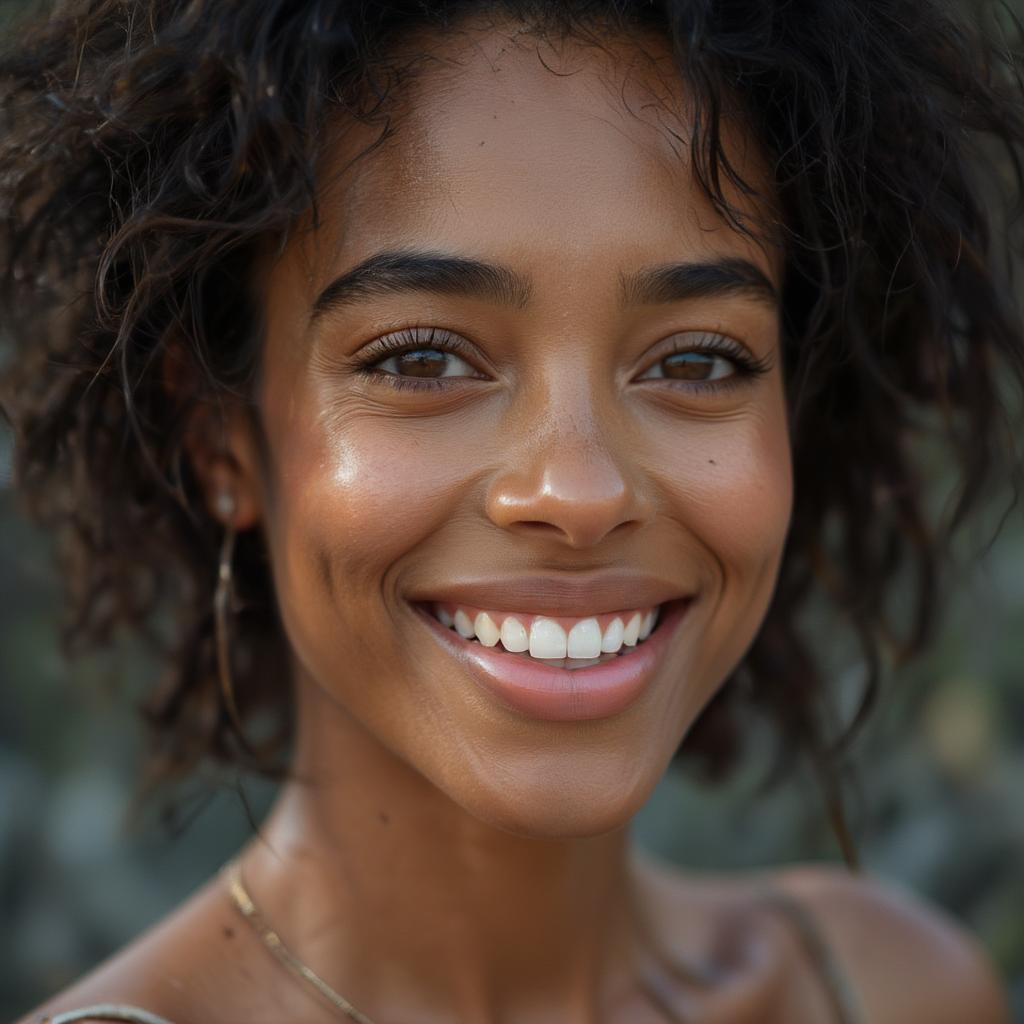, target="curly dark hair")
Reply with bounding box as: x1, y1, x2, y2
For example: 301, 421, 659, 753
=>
2, 0, 1023, 865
